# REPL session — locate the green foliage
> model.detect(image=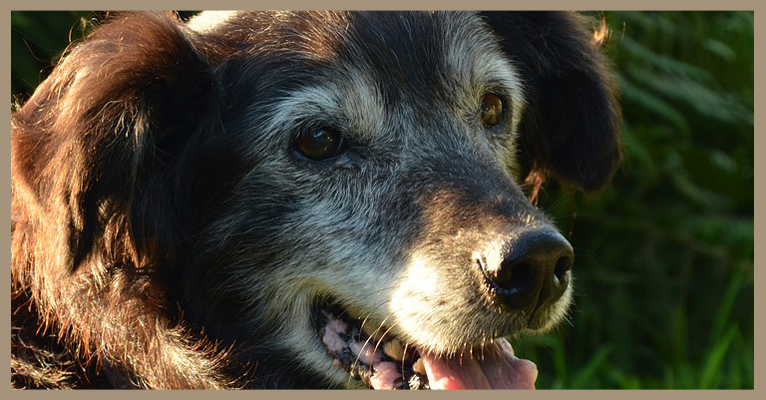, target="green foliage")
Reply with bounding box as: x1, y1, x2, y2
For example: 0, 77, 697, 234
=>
11, 11, 94, 101
513, 11, 754, 389
10, 11, 754, 389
